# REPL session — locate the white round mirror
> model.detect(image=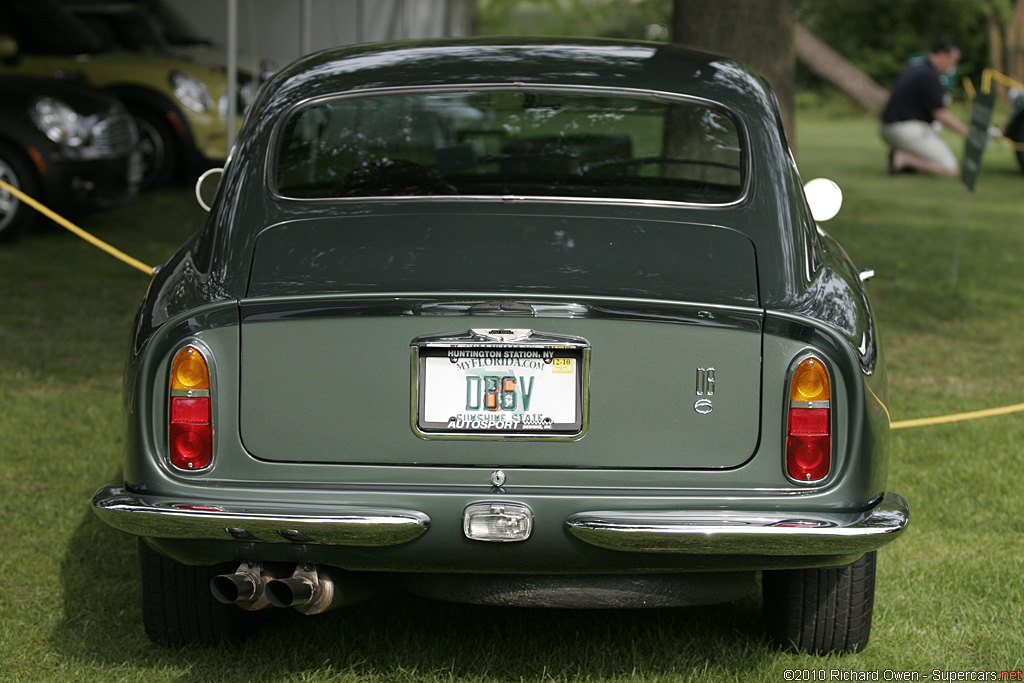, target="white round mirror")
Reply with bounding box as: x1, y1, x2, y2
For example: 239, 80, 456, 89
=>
195, 167, 223, 212
803, 177, 843, 223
